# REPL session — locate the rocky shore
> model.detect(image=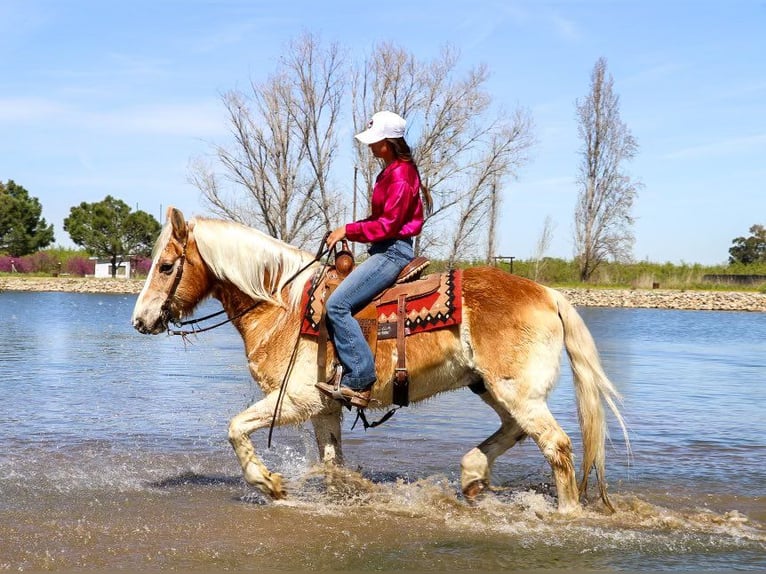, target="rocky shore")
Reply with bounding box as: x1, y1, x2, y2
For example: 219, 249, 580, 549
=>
2, 275, 765, 312
556, 287, 766, 312
0, 276, 145, 295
